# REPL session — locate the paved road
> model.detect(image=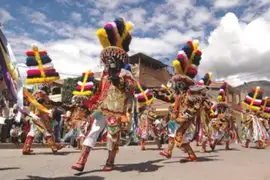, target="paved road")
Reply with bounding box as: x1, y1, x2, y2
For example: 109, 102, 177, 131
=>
0, 144, 270, 180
